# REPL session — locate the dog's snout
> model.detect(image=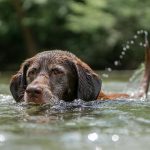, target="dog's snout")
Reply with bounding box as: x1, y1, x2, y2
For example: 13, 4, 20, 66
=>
26, 85, 42, 97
